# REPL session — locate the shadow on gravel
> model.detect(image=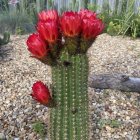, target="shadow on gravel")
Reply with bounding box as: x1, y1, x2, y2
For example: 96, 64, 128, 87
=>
0, 44, 13, 62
